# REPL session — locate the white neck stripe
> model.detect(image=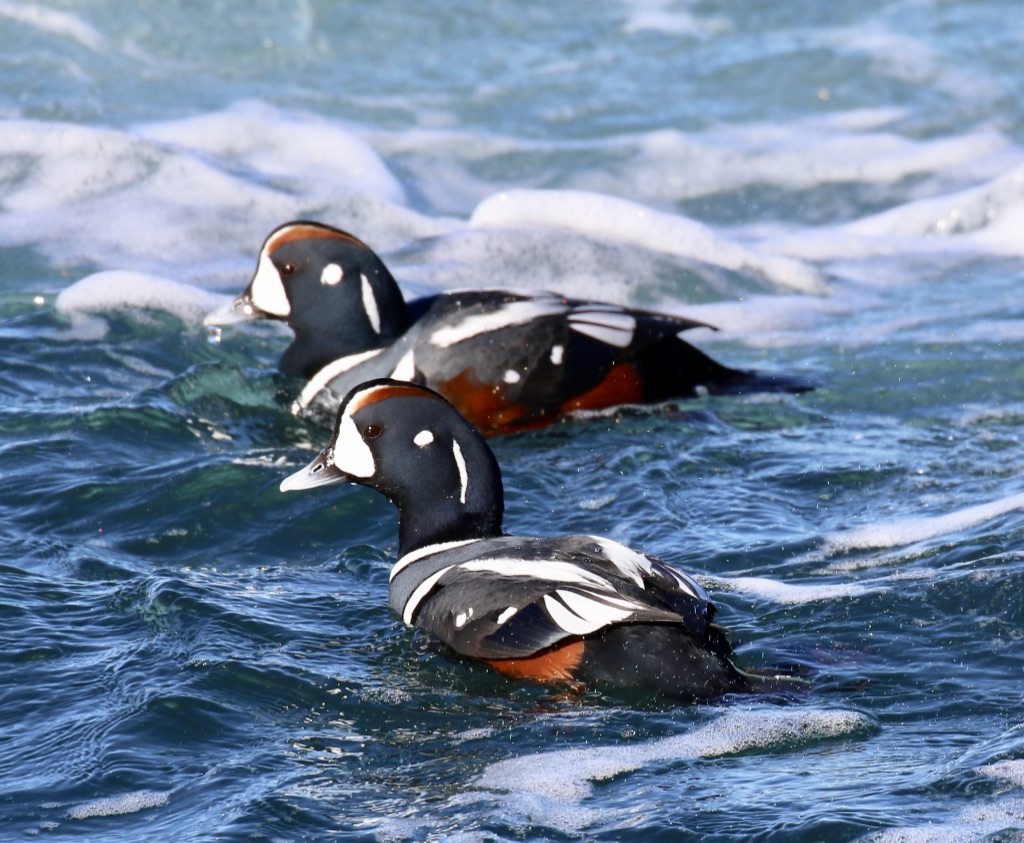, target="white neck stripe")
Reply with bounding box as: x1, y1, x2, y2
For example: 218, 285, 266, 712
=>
361, 273, 381, 334
452, 439, 468, 504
